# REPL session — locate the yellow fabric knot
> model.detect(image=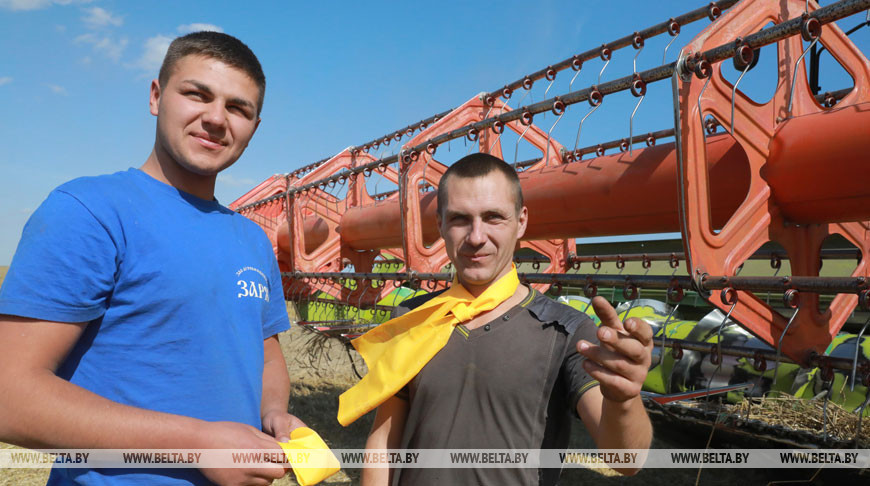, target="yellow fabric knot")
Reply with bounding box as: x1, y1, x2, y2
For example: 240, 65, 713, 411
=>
337, 266, 520, 426
451, 302, 472, 322
278, 427, 341, 486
